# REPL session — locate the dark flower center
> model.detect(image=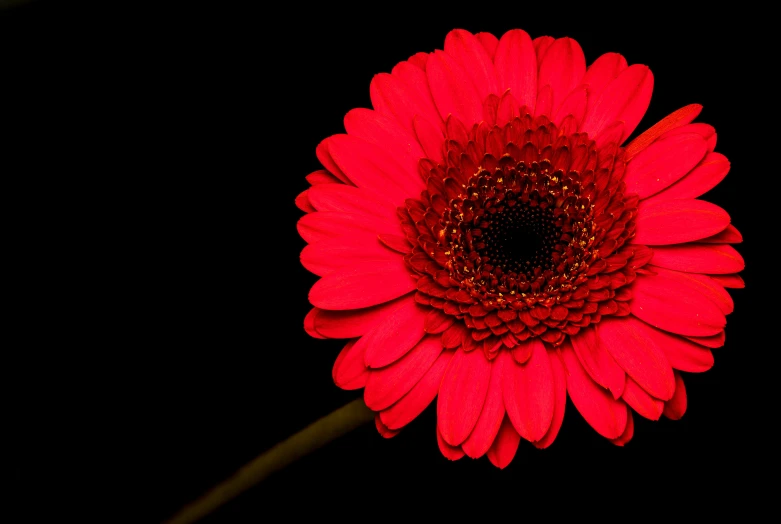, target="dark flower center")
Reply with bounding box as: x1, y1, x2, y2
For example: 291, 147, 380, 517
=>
481, 202, 561, 275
